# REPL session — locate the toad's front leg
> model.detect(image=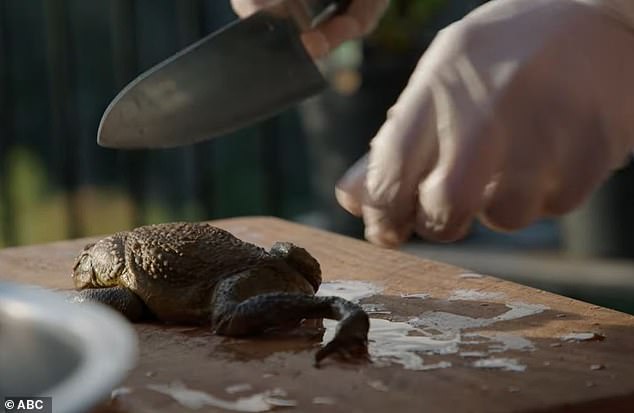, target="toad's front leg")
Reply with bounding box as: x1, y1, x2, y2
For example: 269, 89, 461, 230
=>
69, 286, 149, 322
